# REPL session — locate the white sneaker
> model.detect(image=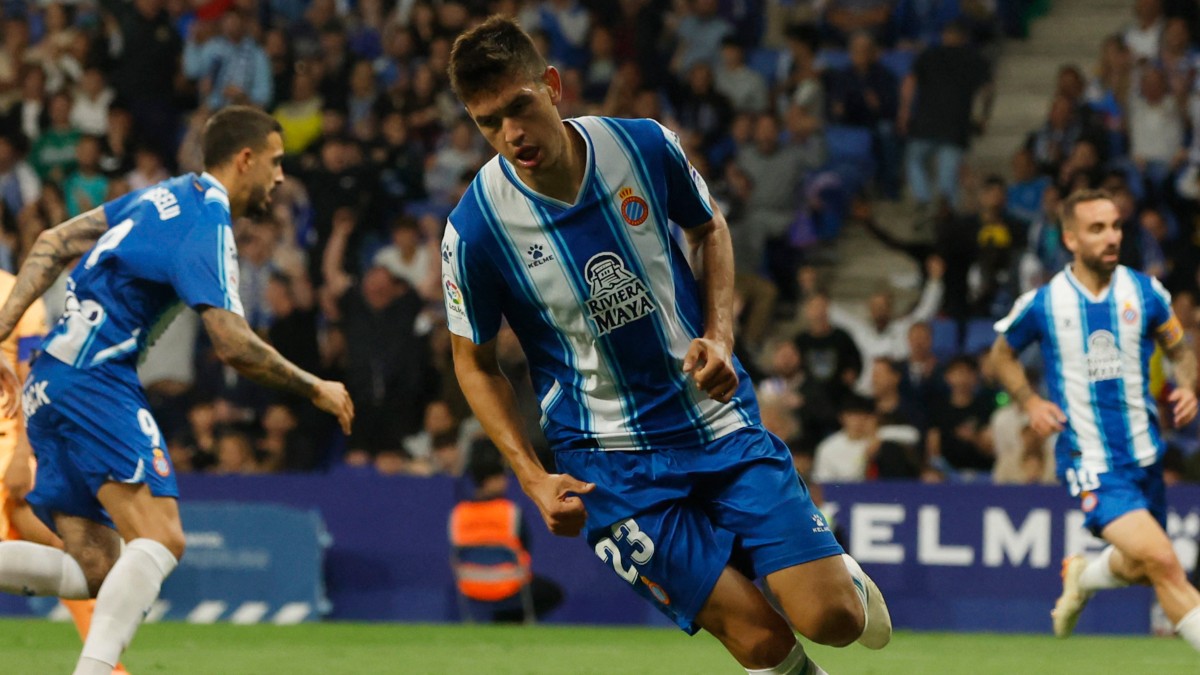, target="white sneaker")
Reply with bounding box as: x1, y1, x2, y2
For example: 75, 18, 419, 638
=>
1052, 554, 1092, 638
843, 554, 893, 649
